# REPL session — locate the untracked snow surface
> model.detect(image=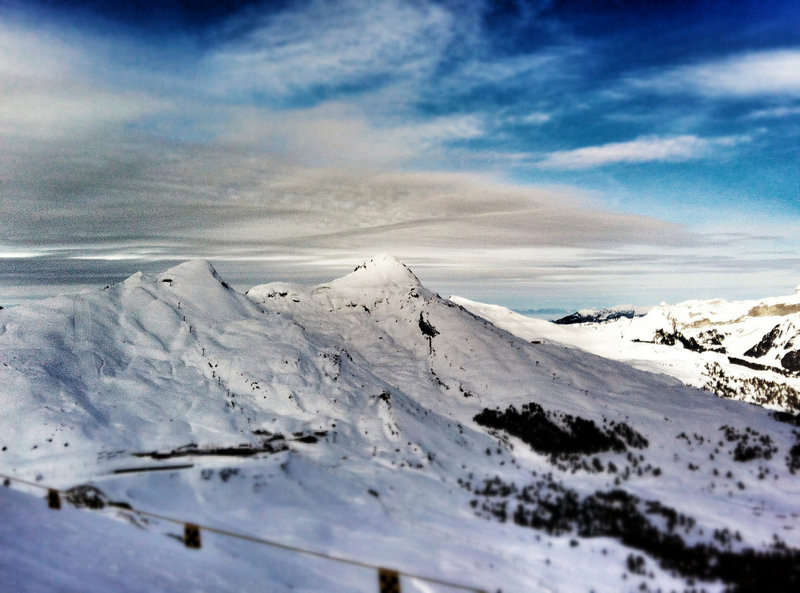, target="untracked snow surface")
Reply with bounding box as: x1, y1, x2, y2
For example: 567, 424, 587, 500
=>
453, 292, 800, 414
1, 255, 800, 592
